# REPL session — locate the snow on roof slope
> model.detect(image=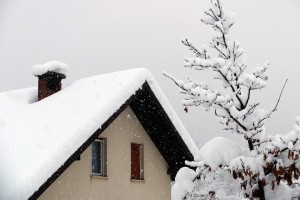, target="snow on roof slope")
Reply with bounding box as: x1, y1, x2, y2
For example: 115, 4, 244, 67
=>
0, 68, 198, 200
0, 87, 38, 116
31, 61, 68, 76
